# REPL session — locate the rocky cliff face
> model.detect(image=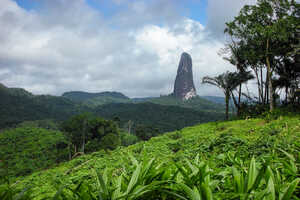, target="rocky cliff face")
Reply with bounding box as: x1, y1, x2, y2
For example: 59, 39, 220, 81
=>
173, 52, 197, 100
